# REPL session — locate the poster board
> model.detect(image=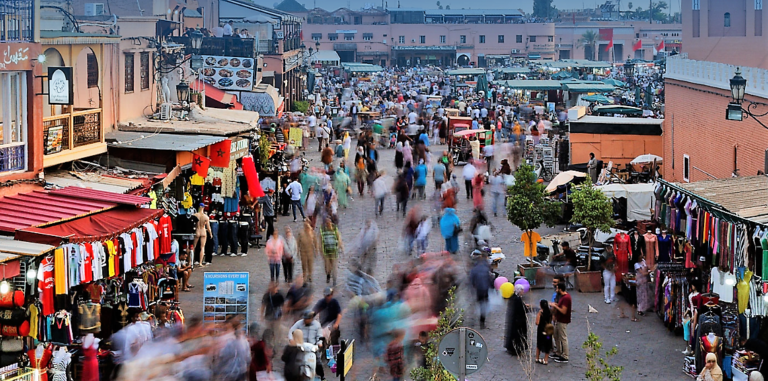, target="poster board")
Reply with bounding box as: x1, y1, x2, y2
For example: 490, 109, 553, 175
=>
203, 272, 249, 329
200, 56, 254, 91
